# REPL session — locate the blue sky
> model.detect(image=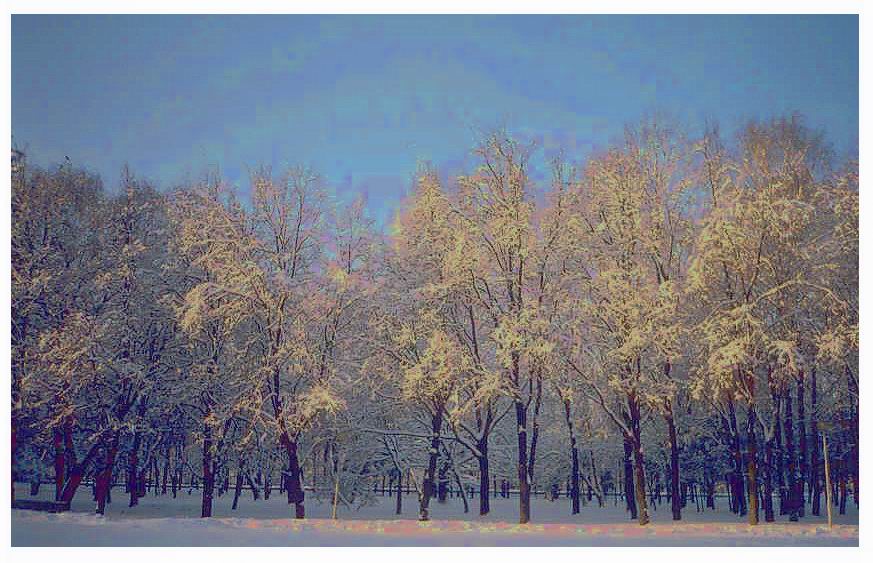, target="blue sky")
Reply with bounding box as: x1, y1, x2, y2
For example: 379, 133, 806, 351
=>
12, 15, 858, 224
